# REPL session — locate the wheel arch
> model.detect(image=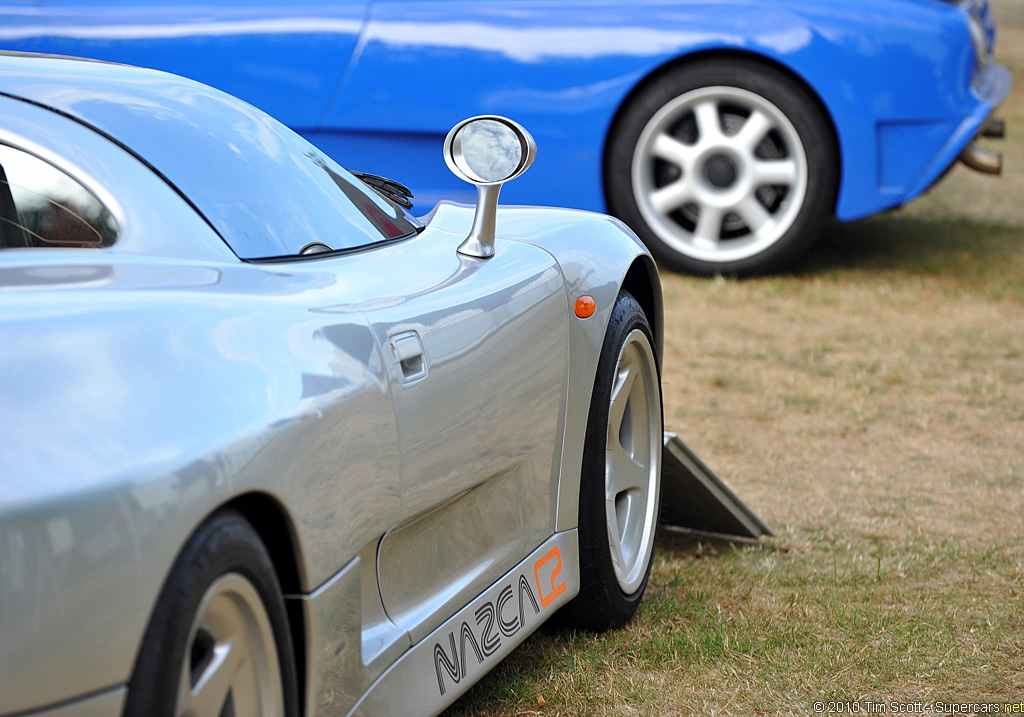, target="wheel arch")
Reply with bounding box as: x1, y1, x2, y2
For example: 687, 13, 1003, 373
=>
602, 48, 842, 218
621, 254, 663, 365
123, 496, 306, 716
222, 492, 308, 716
138, 493, 309, 716
224, 492, 306, 595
